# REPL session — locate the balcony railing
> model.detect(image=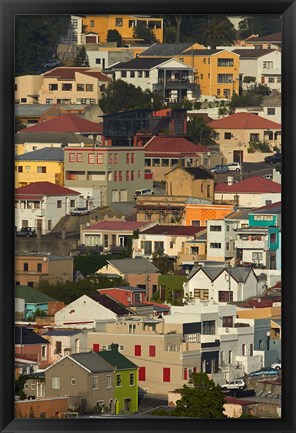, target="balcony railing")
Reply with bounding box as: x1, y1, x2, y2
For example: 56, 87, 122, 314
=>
235, 239, 269, 249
